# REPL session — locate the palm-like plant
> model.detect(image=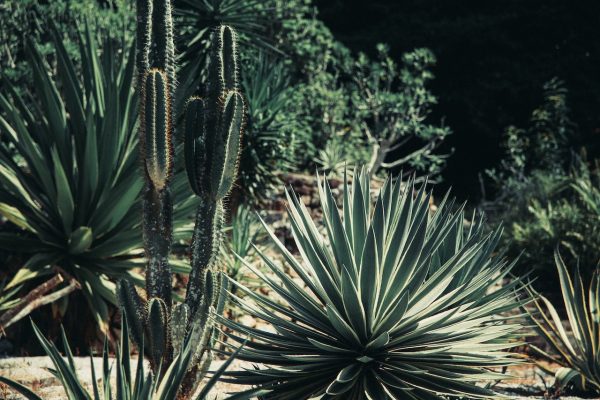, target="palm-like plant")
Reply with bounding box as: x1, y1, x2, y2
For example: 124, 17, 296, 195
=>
0, 319, 242, 400
0, 23, 196, 332
174, 0, 276, 62
239, 52, 299, 202
221, 169, 523, 399
173, 0, 279, 110
526, 251, 600, 394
